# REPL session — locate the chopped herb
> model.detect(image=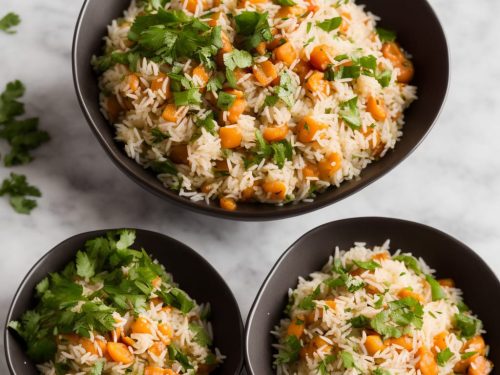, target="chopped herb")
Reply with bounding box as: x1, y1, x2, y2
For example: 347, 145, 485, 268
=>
303, 37, 315, 47
370, 297, 424, 339
306, 22, 312, 33
274, 71, 297, 108
150, 159, 178, 175
274, 0, 296, 5
189, 323, 212, 346
90, 360, 105, 375
340, 350, 356, 369
339, 96, 361, 130
225, 69, 238, 88
234, 11, 273, 50
173, 88, 202, 106
0, 173, 41, 214
151, 128, 170, 143
275, 335, 301, 364
264, 95, 279, 107
376, 70, 392, 87
376, 27, 397, 42
316, 354, 336, 375
223, 49, 253, 70
353, 259, 381, 271
207, 74, 223, 92
393, 254, 422, 275
437, 347, 453, 366
196, 112, 217, 135
349, 315, 370, 328
461, 351, 477, 360
425, 274, 446, 301
217, 91, 236, 110
456, 300, 469, 313
316, 17, 342, 32
298, 286, 321, 310
0, 12, 21, 34
454, 313, 481, 339
373, 368, 391, 375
